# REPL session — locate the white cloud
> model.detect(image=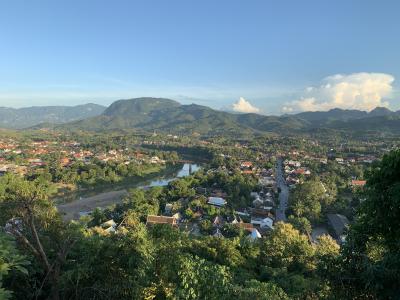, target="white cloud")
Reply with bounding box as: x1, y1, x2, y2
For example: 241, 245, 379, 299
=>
283, 72, 395, 112
232, 97, 260, 113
